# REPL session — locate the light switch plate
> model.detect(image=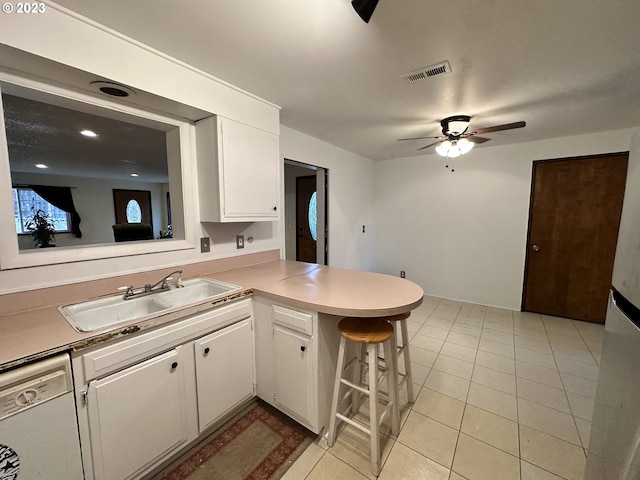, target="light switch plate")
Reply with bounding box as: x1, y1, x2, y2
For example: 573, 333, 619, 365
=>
236, 235, 244, 249
200, 237, 210, 253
